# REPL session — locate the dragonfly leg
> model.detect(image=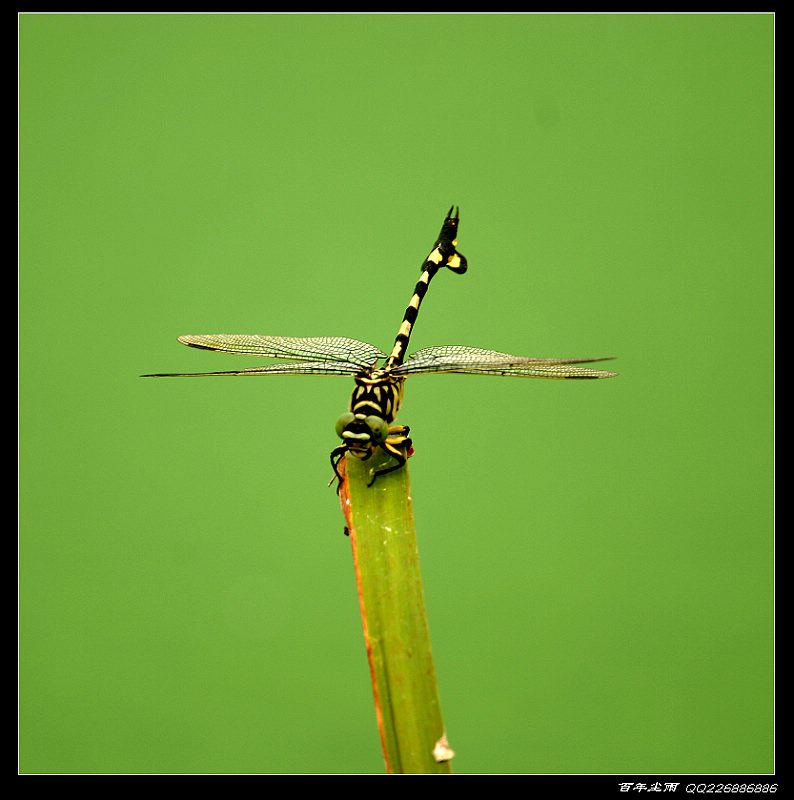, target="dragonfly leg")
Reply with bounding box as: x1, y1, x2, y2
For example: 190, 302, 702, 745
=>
330, 445, 347, 493
367, 427, 413, 486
